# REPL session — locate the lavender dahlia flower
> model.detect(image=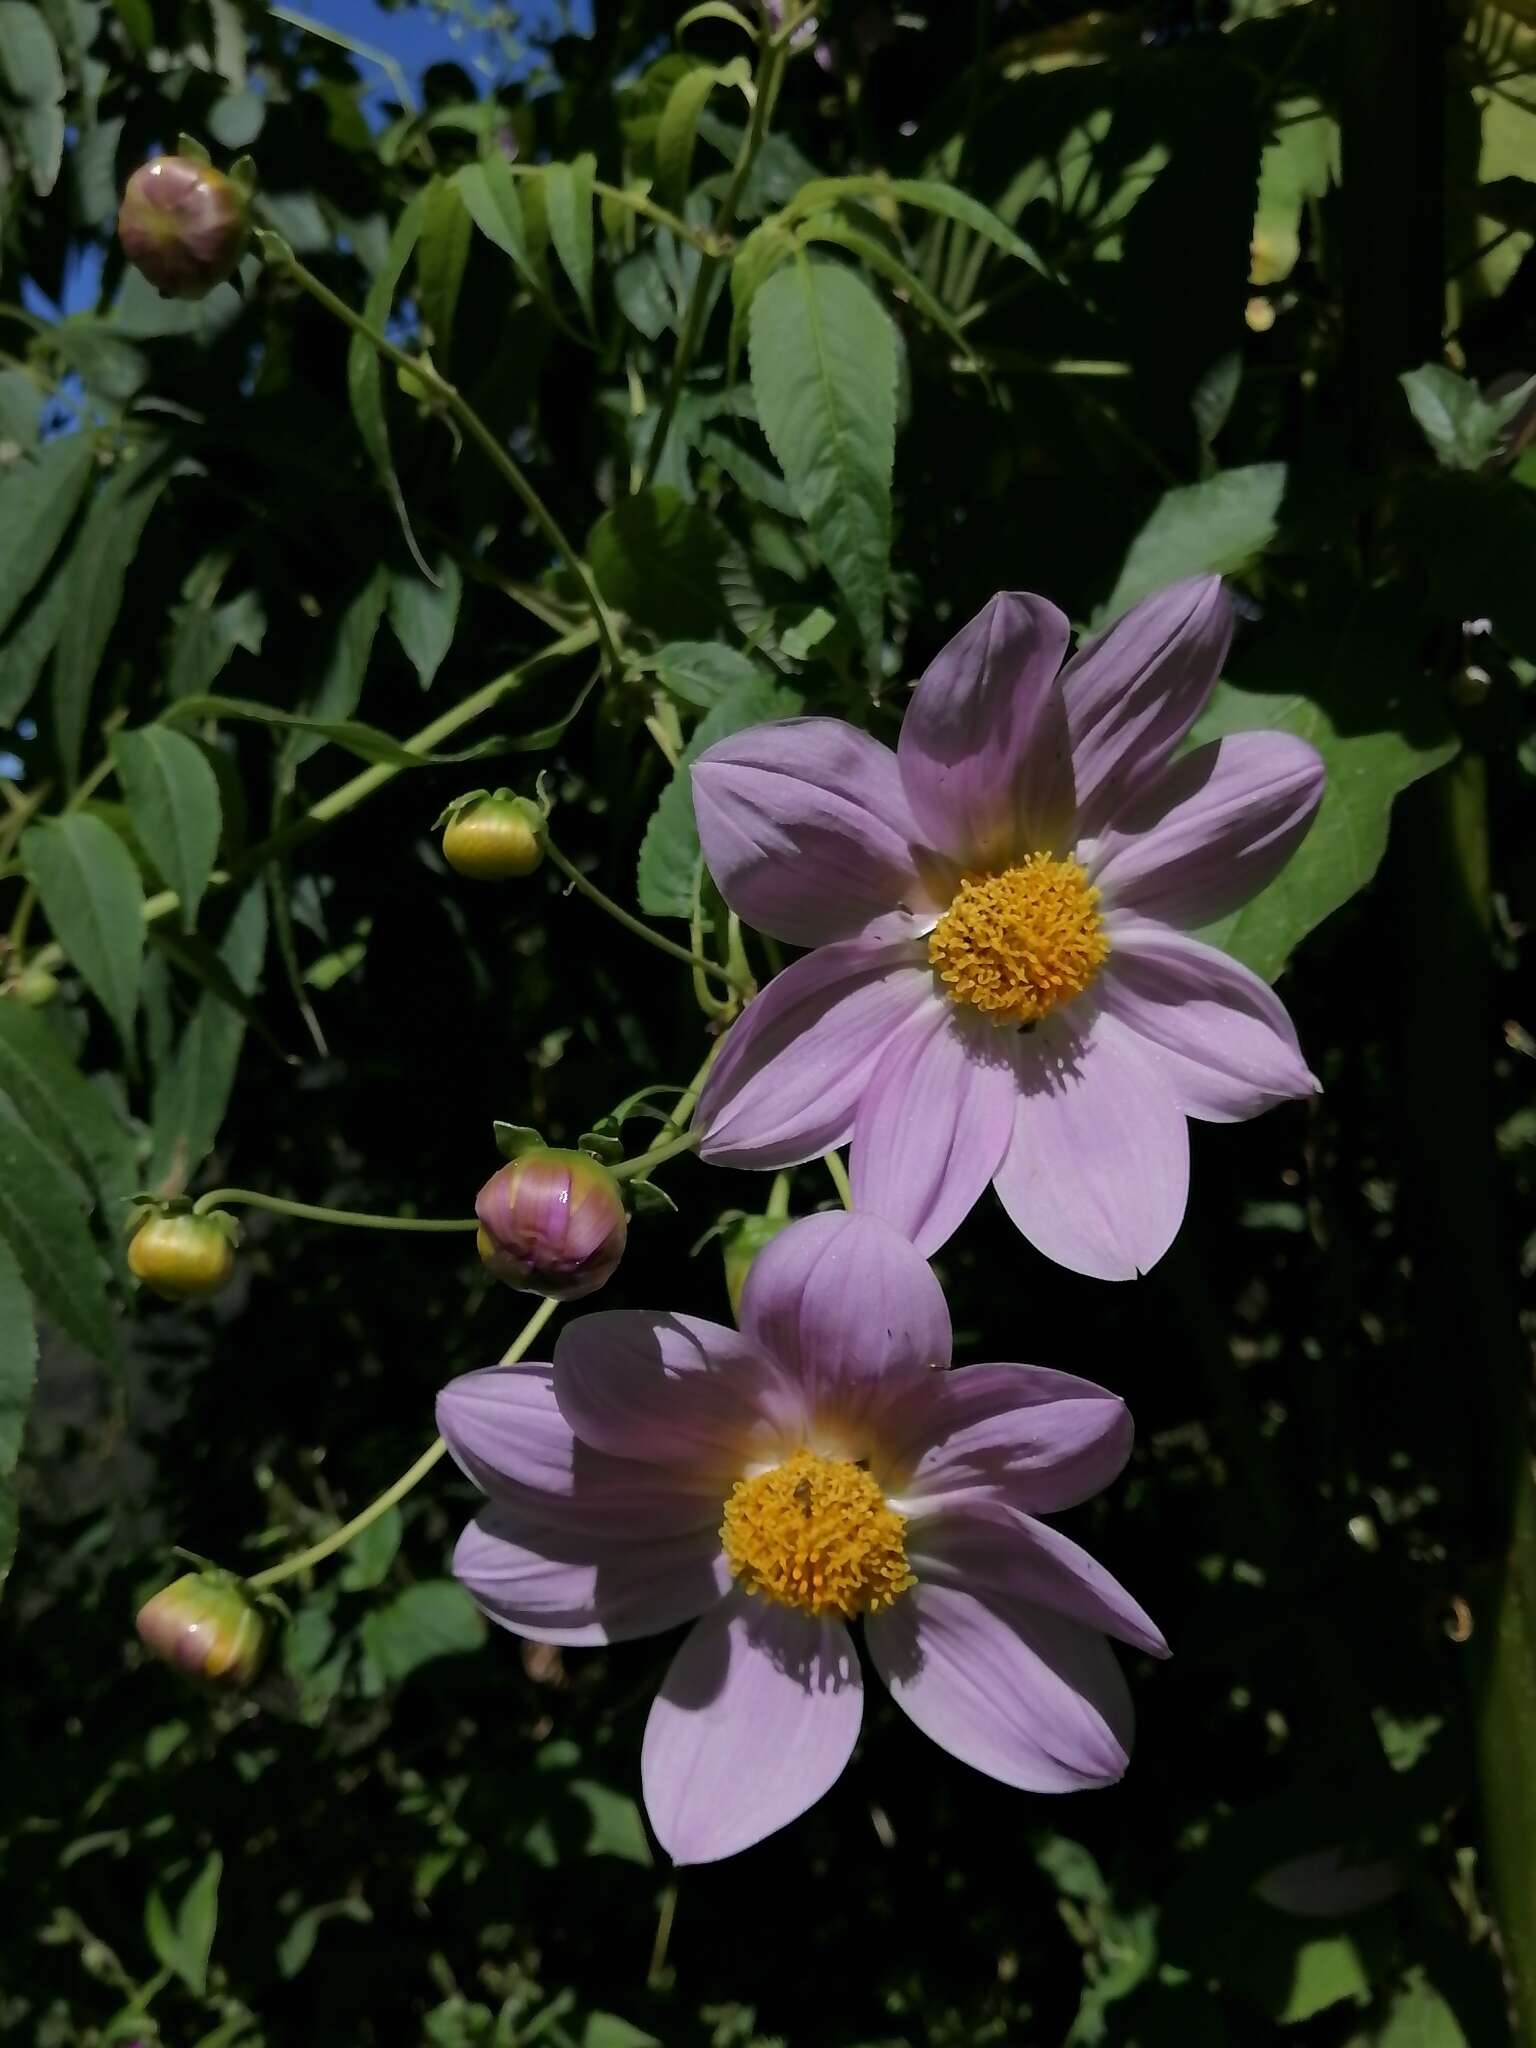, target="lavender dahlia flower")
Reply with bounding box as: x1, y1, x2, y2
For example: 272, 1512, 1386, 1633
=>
691, 578, 1324, 1279
440, 1211, 1165, 1865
